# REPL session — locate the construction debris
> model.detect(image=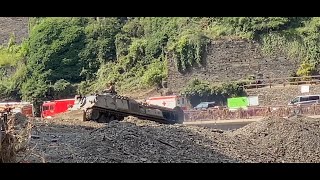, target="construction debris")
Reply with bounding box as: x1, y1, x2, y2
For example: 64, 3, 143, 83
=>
19, 111, 320, 163
24, 116, 236, 163
224, 115, 320, 163
1, 113, 31, 163
75, 117, 236, 163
